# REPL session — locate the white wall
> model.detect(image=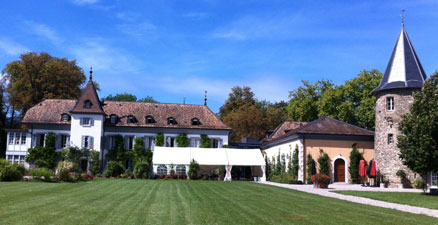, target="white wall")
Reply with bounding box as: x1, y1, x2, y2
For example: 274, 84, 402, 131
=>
263, 139, 303, 181
71, 114, 104, 151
